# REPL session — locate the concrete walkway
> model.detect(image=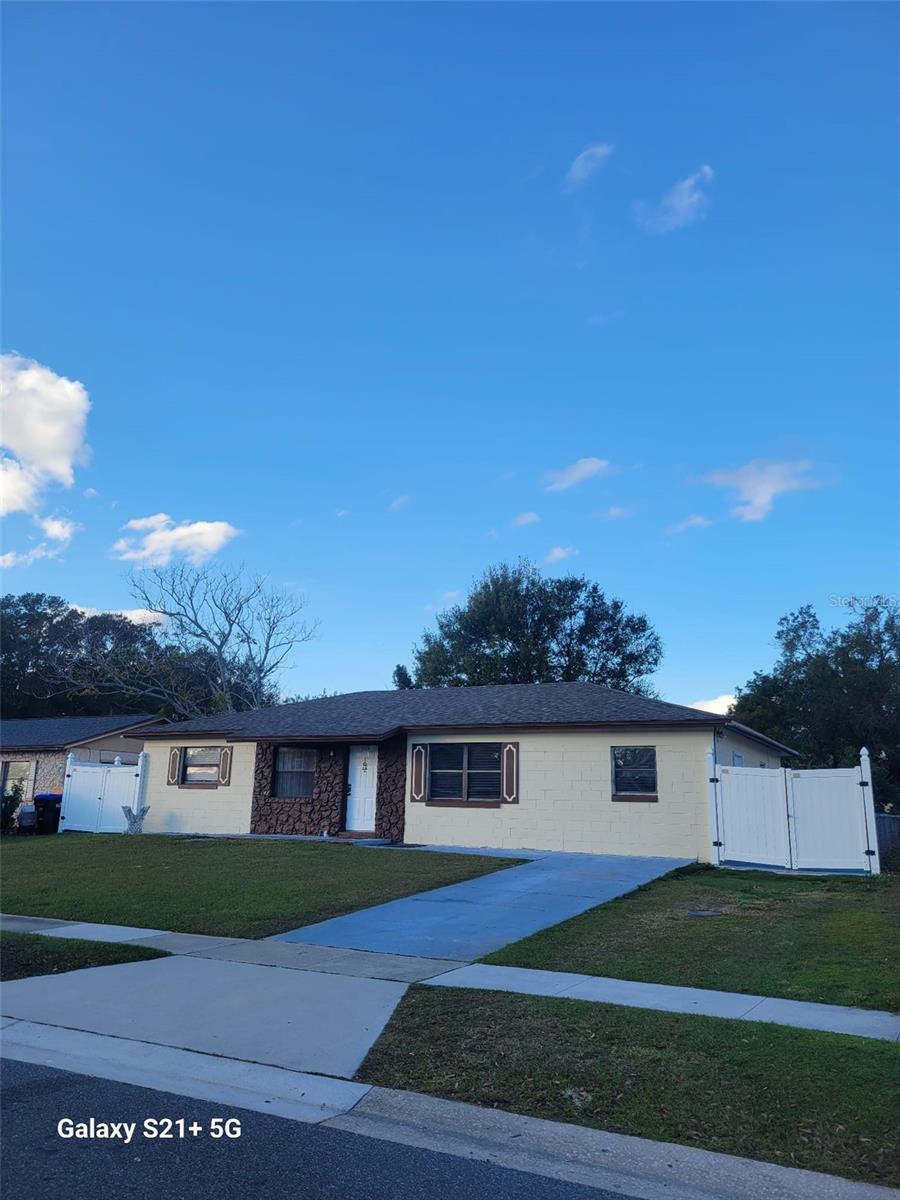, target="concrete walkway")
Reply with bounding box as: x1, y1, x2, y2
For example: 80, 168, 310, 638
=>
274, 851, 690, 959
425, 963, 900, 1042
5, 910, 899, 1042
